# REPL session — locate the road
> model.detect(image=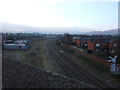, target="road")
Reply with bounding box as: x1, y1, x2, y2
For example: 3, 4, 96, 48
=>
46, 39, 118, 88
